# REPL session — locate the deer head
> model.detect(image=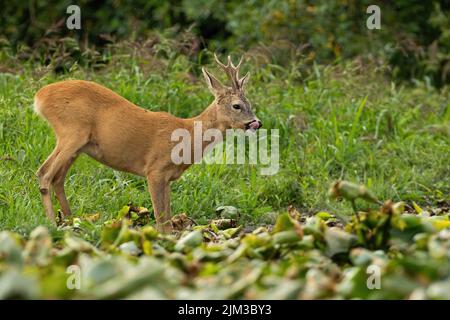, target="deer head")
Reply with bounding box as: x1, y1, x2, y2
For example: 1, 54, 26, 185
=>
201, 53, 262, 132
